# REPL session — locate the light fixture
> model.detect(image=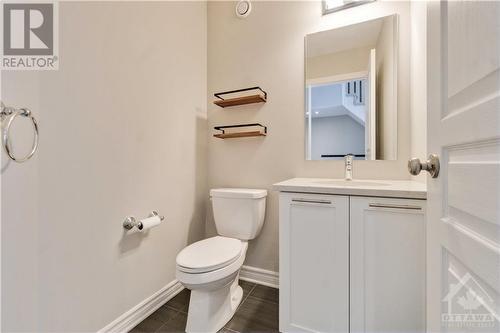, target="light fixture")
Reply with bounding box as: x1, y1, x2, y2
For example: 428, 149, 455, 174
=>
322, 0, 375, 15
315, 111, 319, 115
236, 0, 252, 18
